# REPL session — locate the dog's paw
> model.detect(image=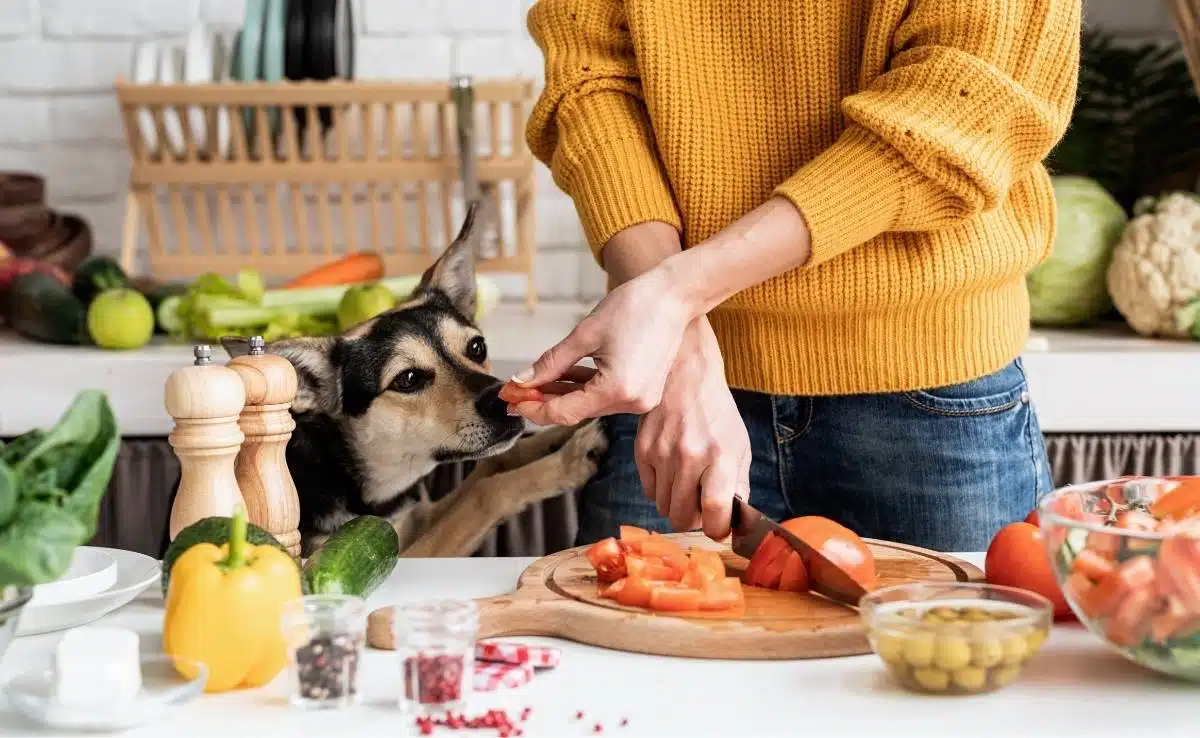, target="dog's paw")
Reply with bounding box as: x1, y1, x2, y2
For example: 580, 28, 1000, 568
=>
556, 420, 608, 489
